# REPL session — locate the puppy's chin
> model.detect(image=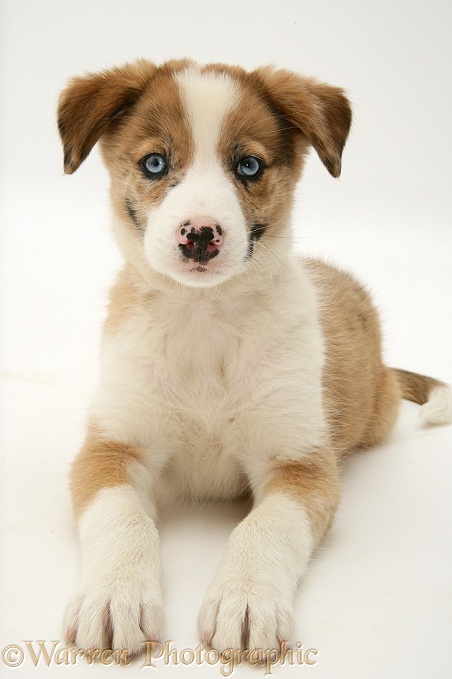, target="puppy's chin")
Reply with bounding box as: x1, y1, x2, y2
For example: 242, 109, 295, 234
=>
147, 255, 247, 289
